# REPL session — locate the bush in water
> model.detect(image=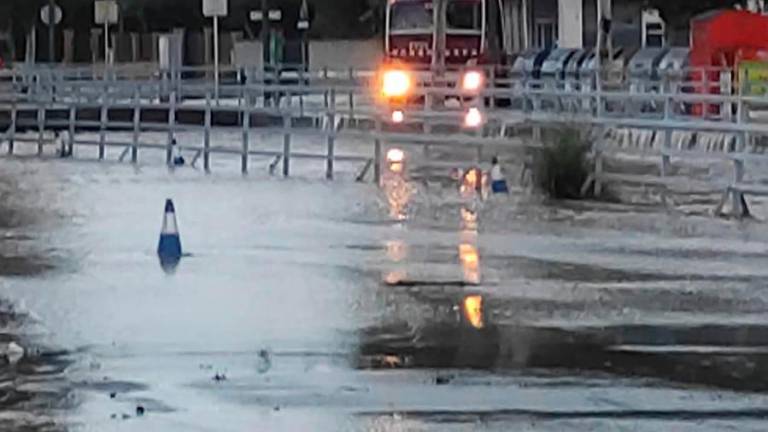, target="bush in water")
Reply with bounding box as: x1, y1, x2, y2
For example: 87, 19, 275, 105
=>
533, 128, 592, 200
